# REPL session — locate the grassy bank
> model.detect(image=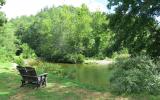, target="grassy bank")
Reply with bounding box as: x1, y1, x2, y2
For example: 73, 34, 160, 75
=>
1, 62, 160, 100
0, 62, 117, 100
